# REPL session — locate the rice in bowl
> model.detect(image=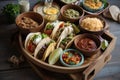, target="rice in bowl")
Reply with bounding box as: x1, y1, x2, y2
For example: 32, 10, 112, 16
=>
80, 17, 103, 31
